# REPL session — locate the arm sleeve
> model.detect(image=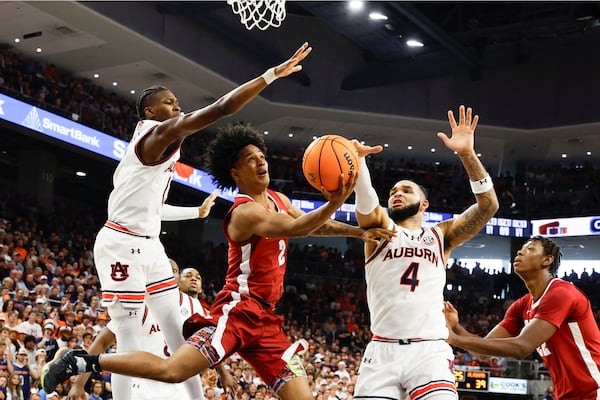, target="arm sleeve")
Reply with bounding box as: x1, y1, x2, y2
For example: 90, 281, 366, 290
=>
161, 204, 199, 221
354, 157, 379, 214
